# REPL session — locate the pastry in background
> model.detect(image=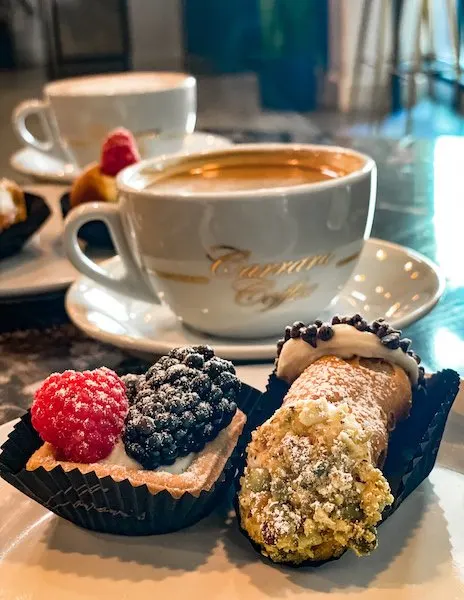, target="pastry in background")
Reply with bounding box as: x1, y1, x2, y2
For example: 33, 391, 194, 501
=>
238, 315, 424, 564
0, 178, 27, 232
70, 128, 140, 207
